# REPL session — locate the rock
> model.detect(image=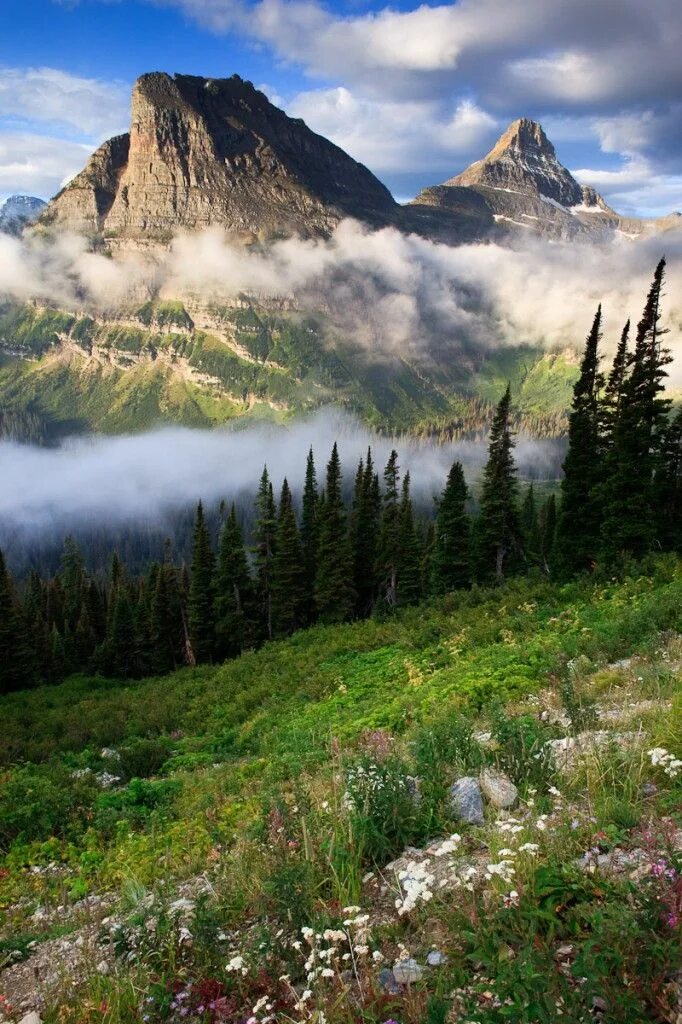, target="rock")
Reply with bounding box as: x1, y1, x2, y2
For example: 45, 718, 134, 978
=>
392, 958, 424, 985
426, 950, 447, 966
405, 775, 422, 804
377, 967, 402, 994
449, 777, 485, 825
479, 769, 518, 809
19, 1013, 43, 1024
